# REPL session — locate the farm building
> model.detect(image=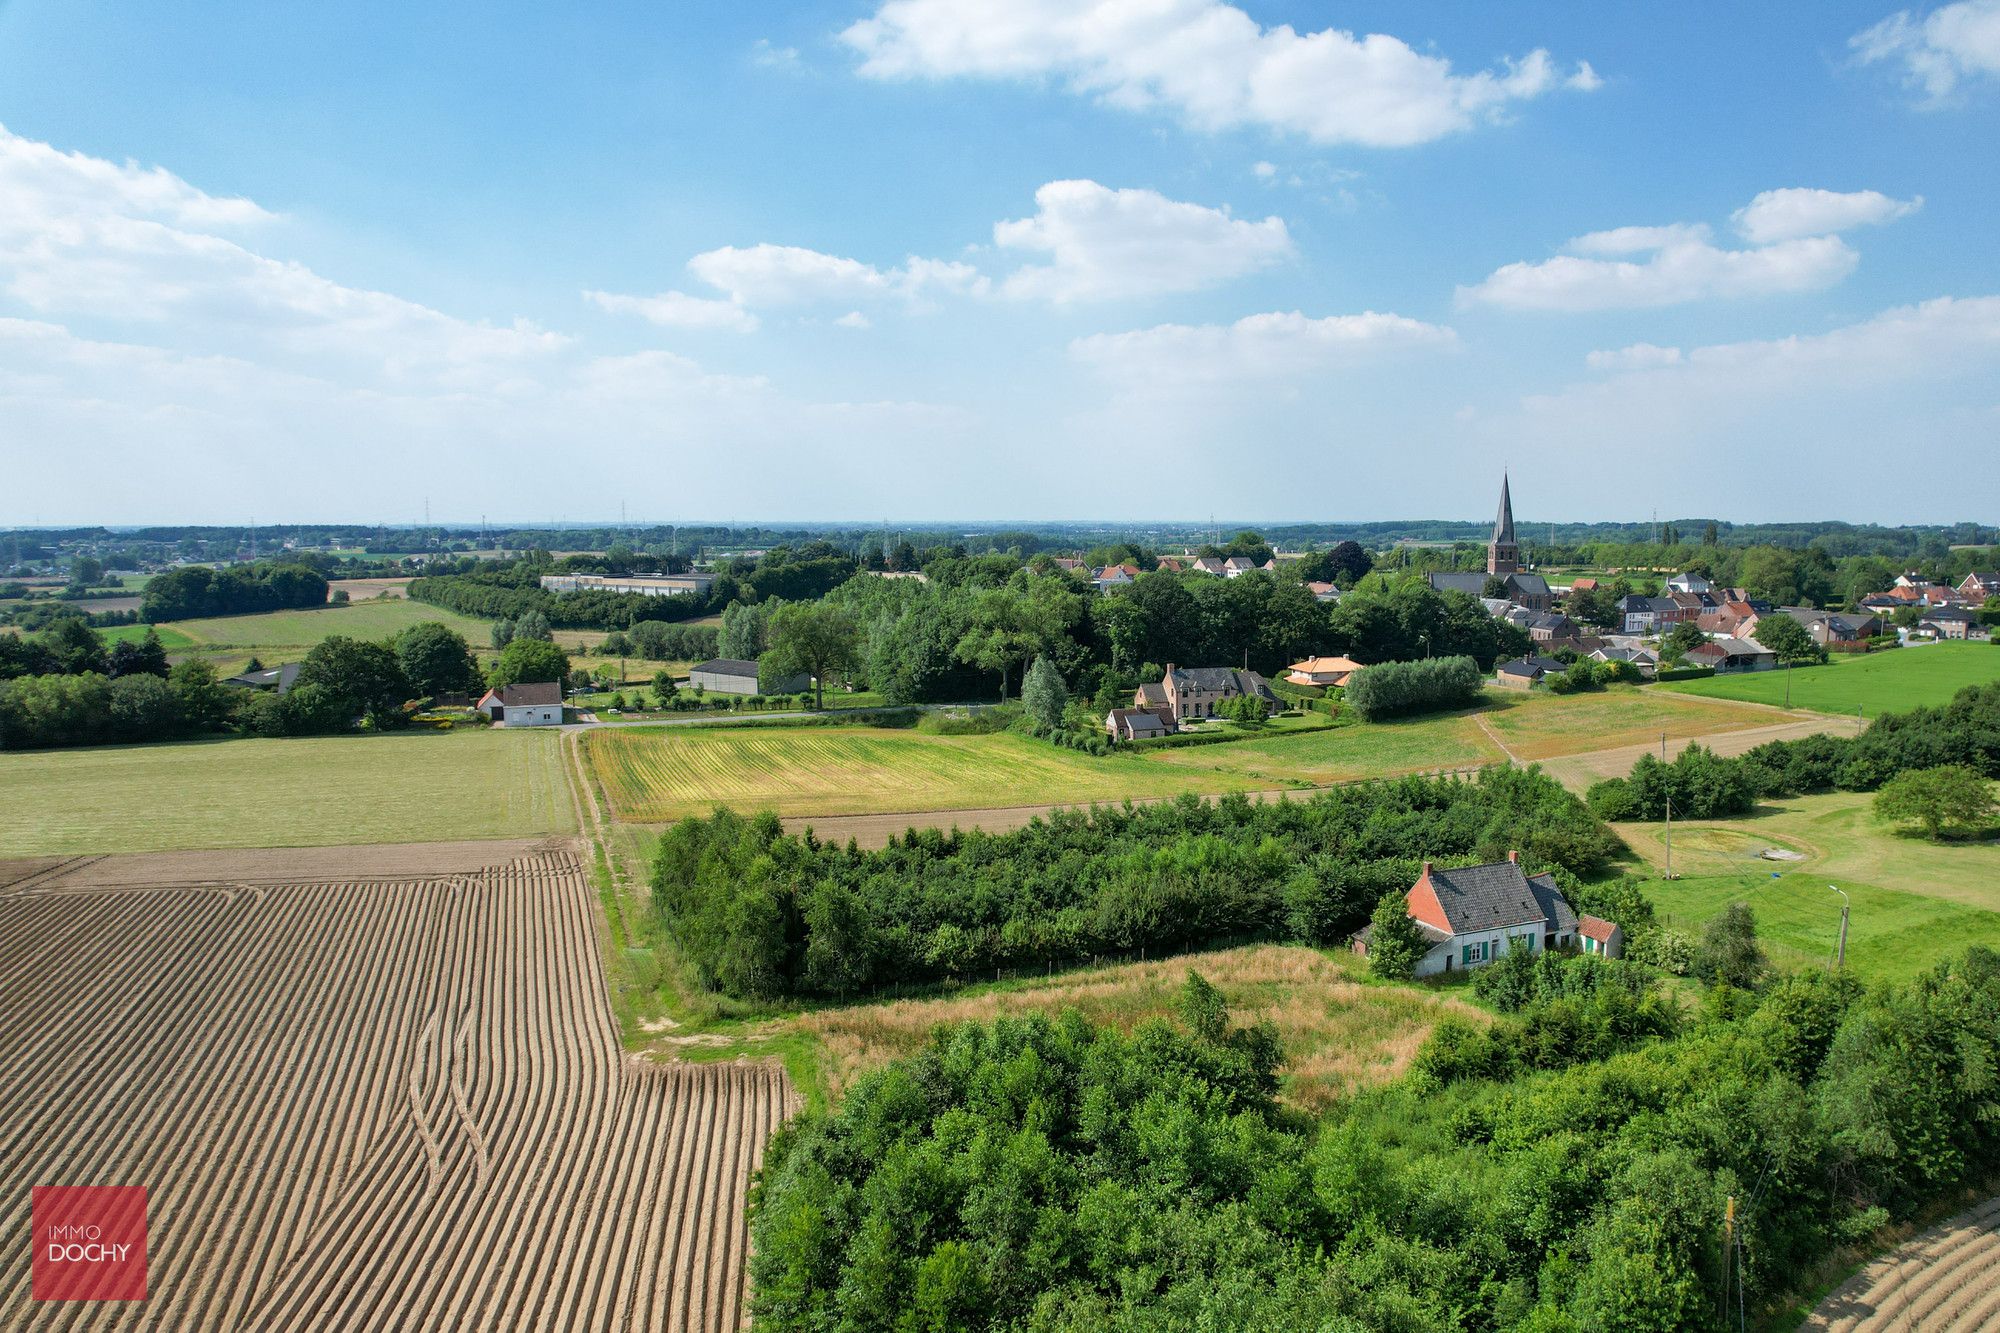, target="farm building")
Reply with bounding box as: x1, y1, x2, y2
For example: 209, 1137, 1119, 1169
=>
225, 662, 302, 694
476, 681, 564, 727
539, 572, 716, 598
1350, 852, 1619, 977
689, 658, 809, 696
